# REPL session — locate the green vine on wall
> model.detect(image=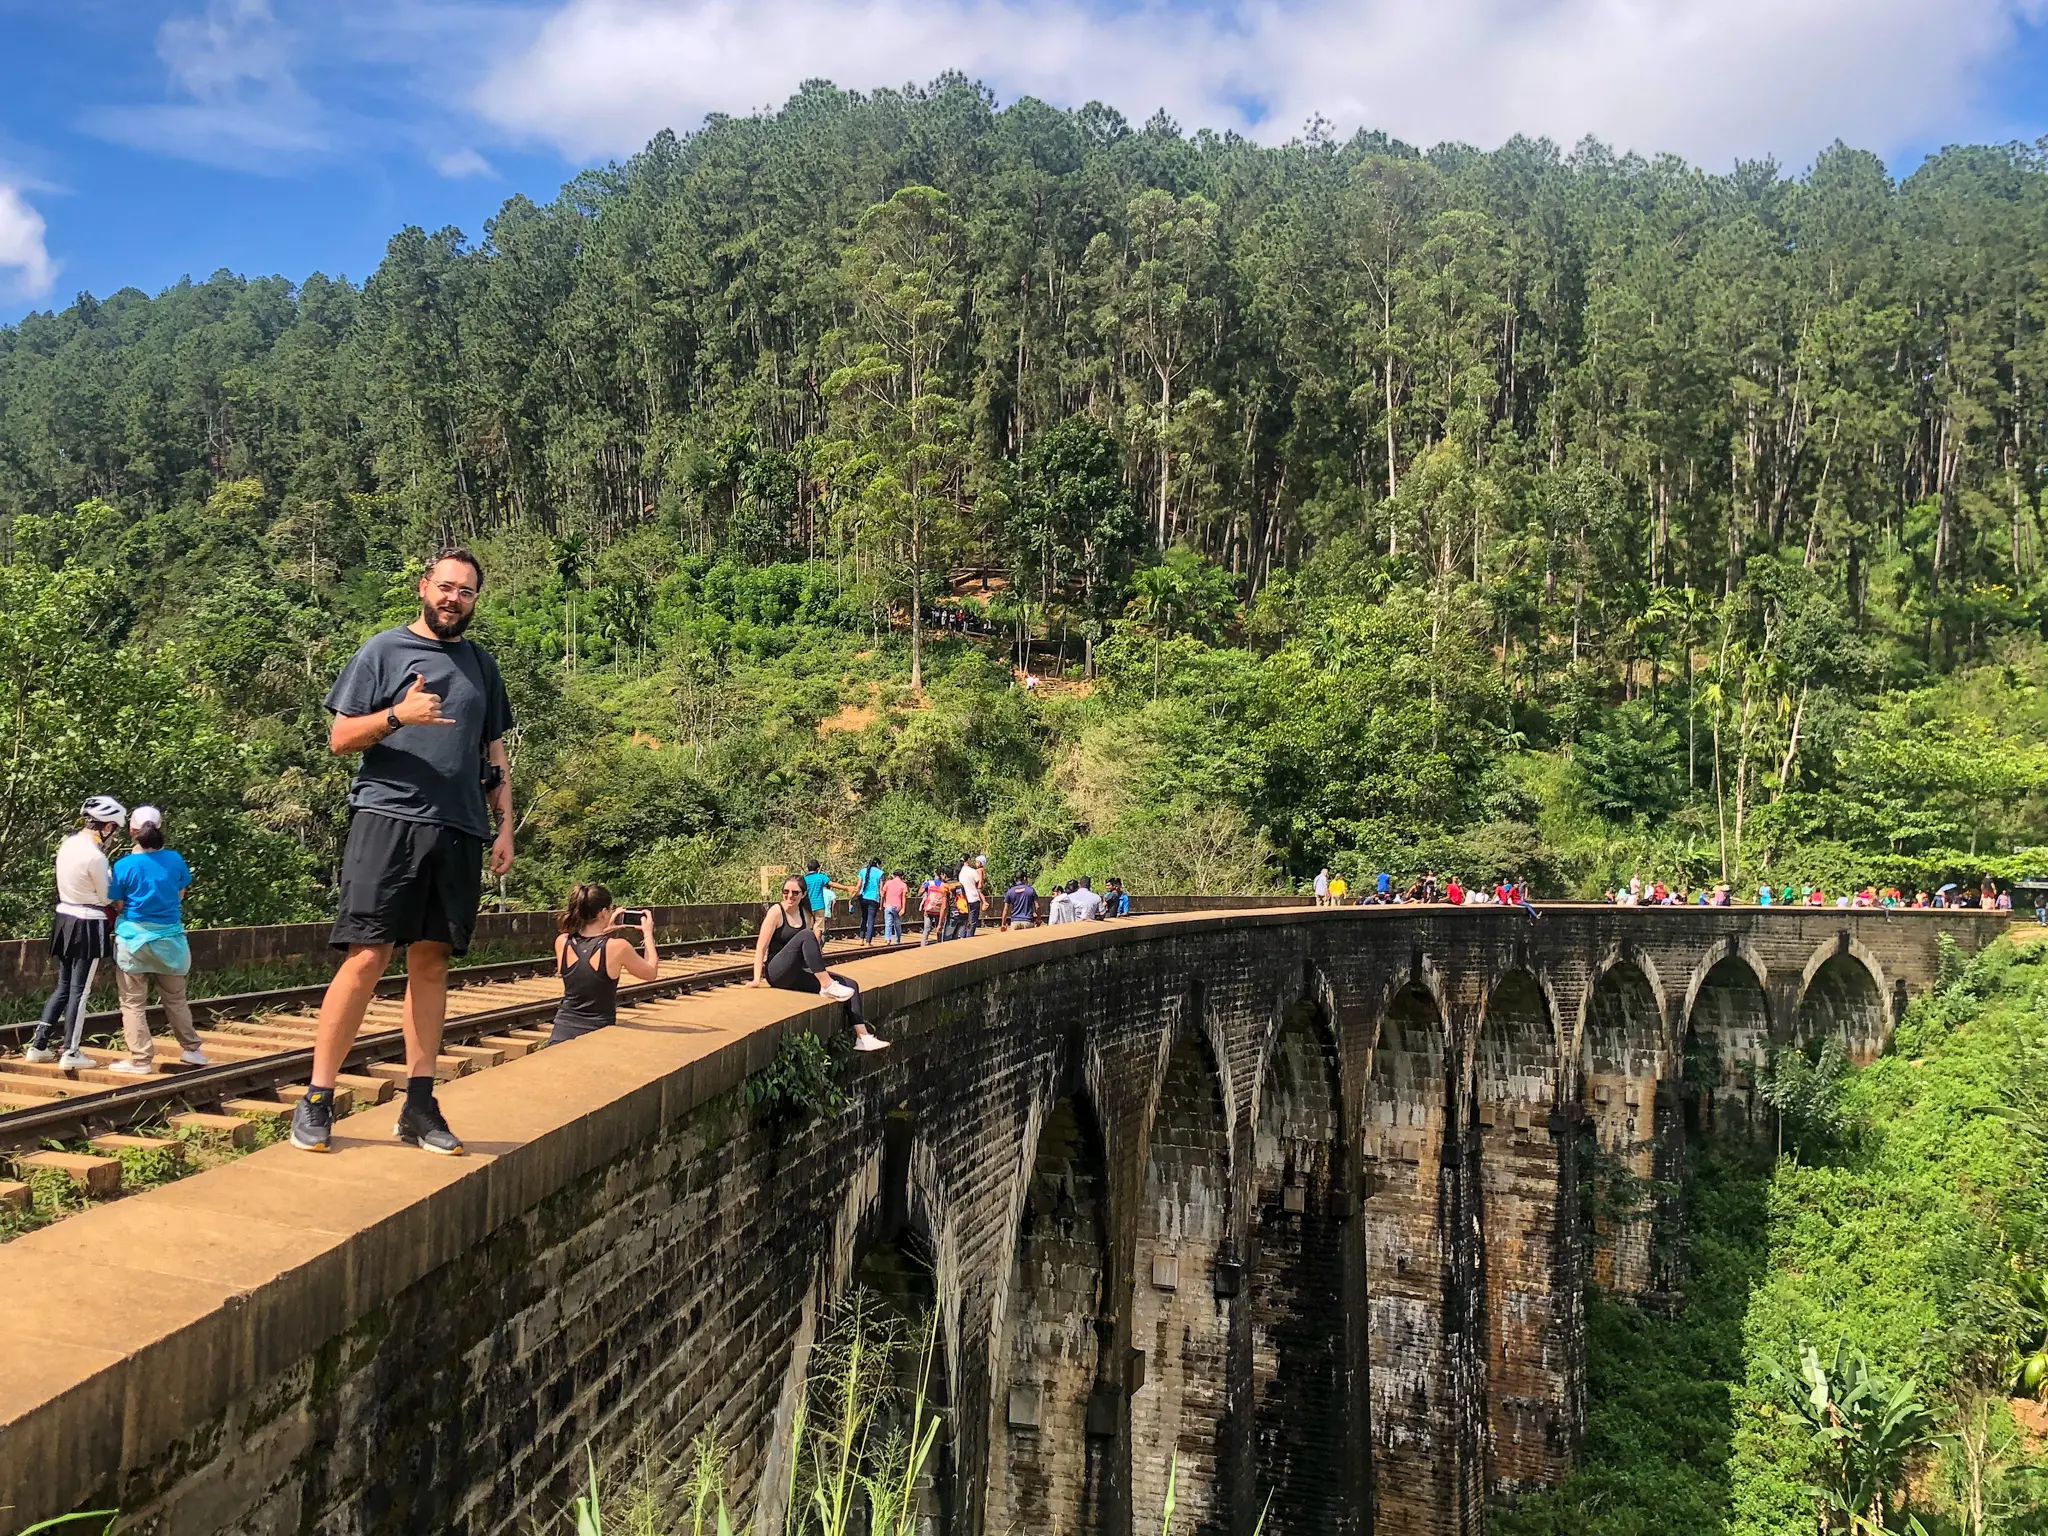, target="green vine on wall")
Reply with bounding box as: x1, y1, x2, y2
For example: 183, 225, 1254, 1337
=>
745, 1031, 850, 1126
